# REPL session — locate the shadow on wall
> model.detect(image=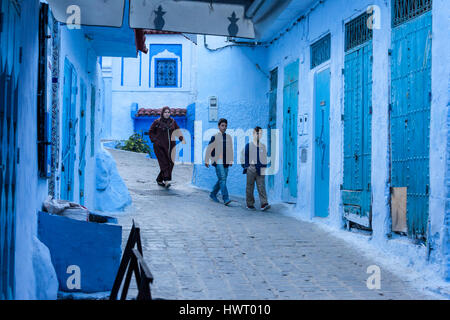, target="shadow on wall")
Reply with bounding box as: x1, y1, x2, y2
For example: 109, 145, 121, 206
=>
95, 146, 132, 212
